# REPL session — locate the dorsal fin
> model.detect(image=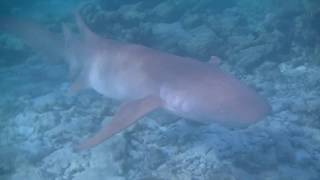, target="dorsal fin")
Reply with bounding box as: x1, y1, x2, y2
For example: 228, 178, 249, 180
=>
62, 23, 73, 48
62, 23, 81, 79
74, 11, 97, 41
